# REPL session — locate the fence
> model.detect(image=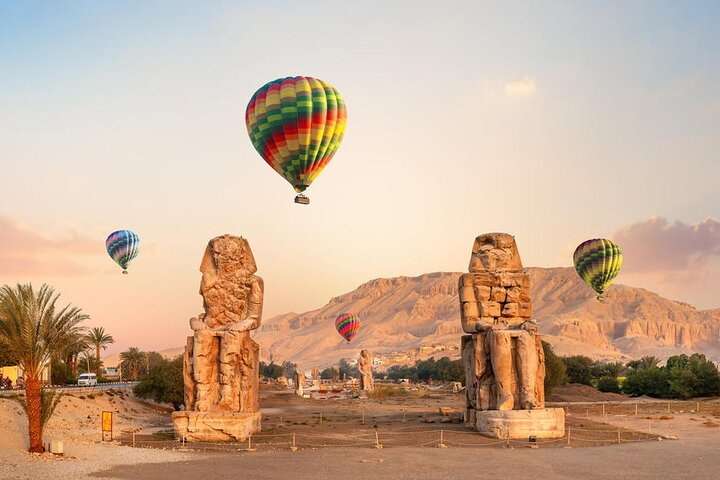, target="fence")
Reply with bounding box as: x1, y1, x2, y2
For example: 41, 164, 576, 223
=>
122, 424, 661, 452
